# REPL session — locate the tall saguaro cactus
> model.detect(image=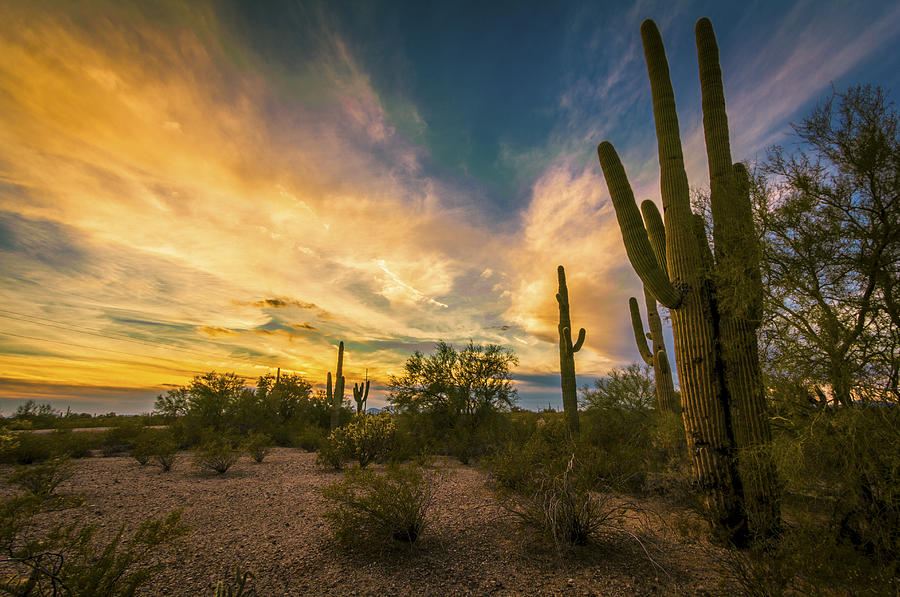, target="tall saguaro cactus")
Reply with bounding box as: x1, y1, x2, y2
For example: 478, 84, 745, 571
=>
327, 341, 345, 430
628, 294, 678, 413
695, 18, 779, 535
556, 265, 585, 436
597, 18, 779, 543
